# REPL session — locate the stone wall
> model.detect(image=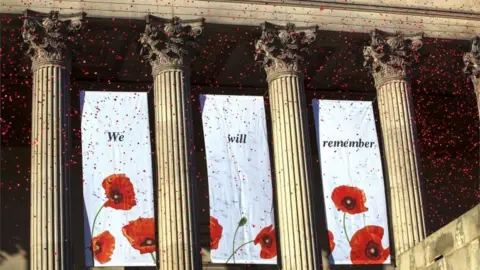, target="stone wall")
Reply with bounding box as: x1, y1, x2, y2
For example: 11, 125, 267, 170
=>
0, 146, 29, 270
396, 204, 480, 270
